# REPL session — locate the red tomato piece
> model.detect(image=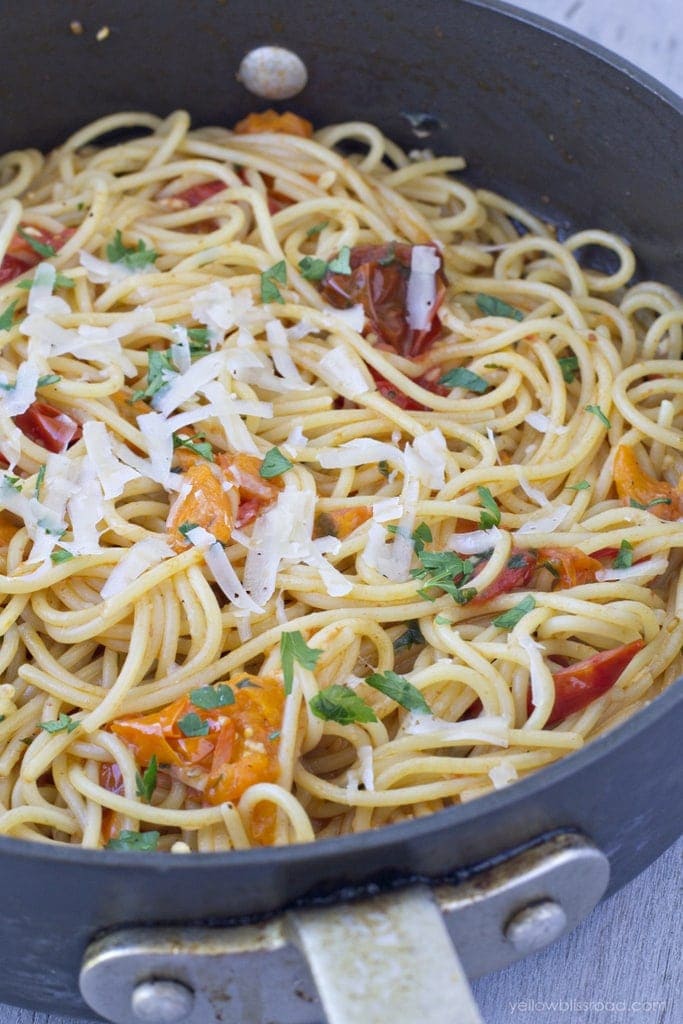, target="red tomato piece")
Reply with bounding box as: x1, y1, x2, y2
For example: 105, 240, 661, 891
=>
472, 549, 538, 603
13, 401, 81, 453
371, 367, 448, 411
0, 227, 74, 285
173, 180, 227, 207
537, 546, 603, 589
